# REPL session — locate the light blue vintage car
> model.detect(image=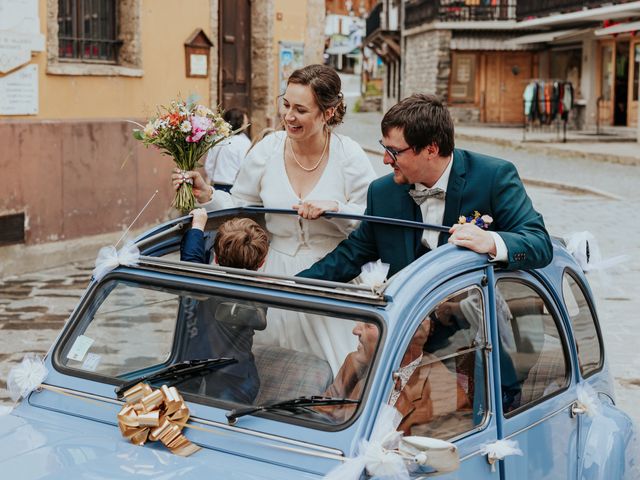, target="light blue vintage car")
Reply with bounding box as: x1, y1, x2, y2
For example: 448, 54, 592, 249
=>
0, 208, 637, 479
